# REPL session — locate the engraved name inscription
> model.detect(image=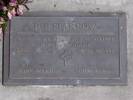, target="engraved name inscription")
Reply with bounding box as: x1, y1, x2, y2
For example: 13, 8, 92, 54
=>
22, 23, 97, 33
